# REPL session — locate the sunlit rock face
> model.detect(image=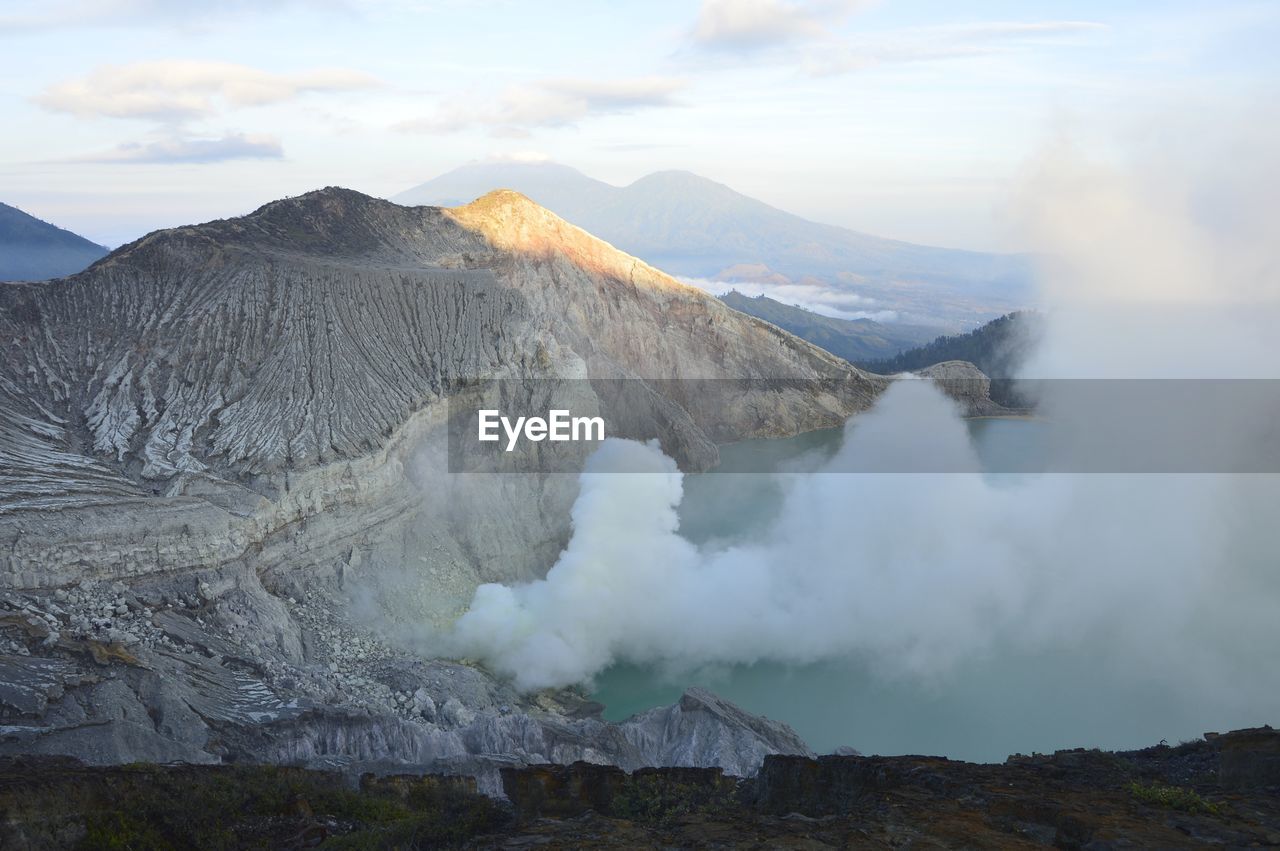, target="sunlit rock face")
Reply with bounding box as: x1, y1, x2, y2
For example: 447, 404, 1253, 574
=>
0, 187, 894, 774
